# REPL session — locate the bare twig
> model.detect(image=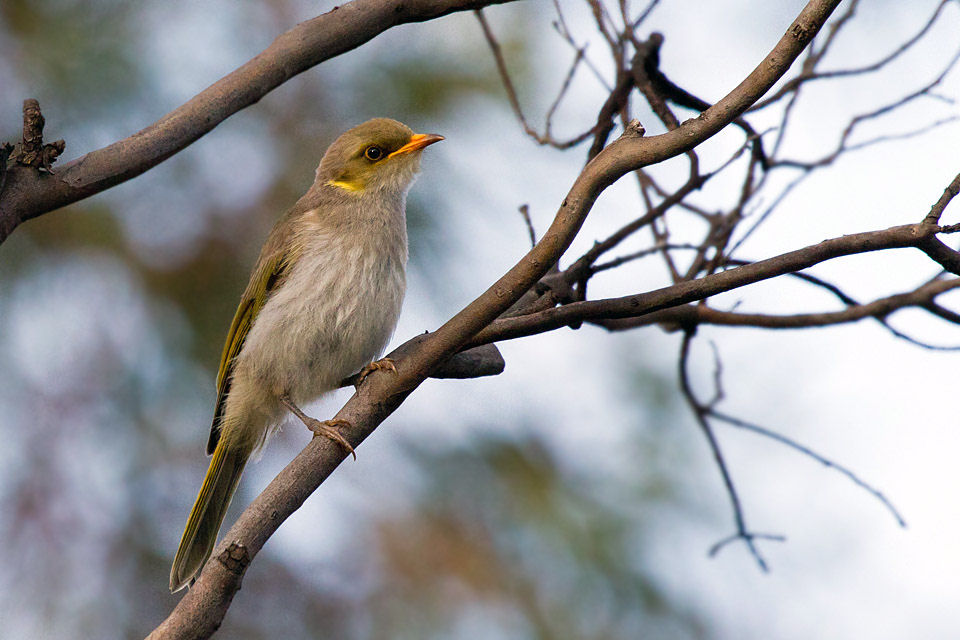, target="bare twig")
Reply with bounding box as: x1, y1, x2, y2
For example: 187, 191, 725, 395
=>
565, 170, 709, 279
551, 0, 611, 89
751, 0, 953, 111
776, 45, 960, 171
630, 0, 661, 29
842, 116, 960, 154
518, 204, 538, 247
678, 333, 780, 570
591, 242, 702, 273
476, 8, 600, 149
474, 10, 541, 140
711, 411, 907, 527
